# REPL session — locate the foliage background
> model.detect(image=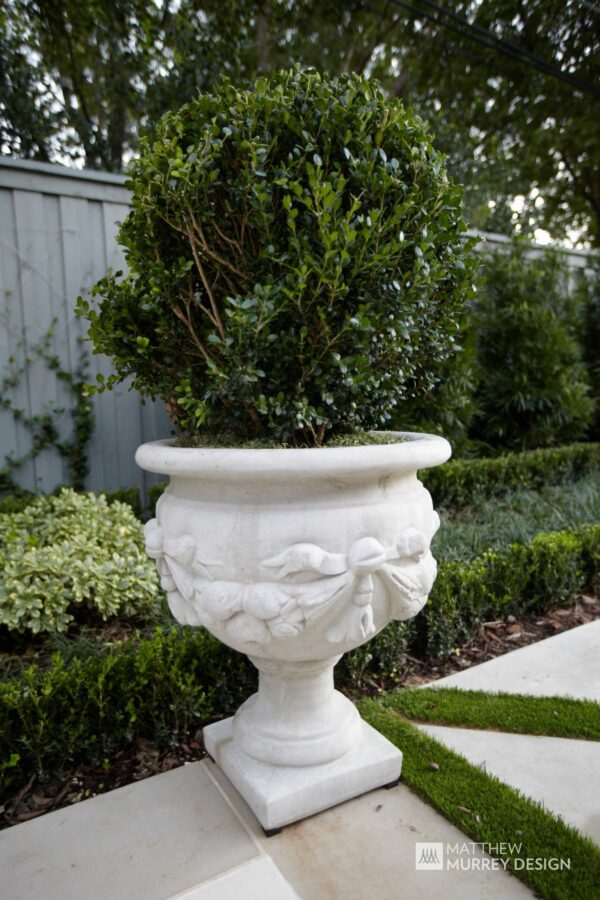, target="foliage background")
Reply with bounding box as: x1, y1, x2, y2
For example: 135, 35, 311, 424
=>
1, 2, 599, 460
397, 241, 597, 452
2, 1, 599, 246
